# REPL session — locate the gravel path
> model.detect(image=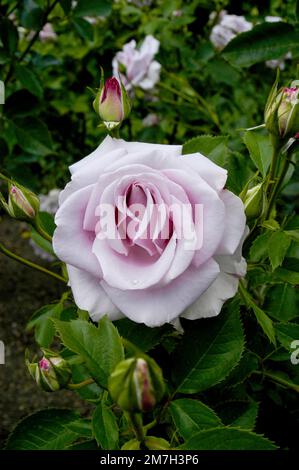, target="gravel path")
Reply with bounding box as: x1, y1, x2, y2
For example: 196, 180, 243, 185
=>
0, 216, 87, 449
